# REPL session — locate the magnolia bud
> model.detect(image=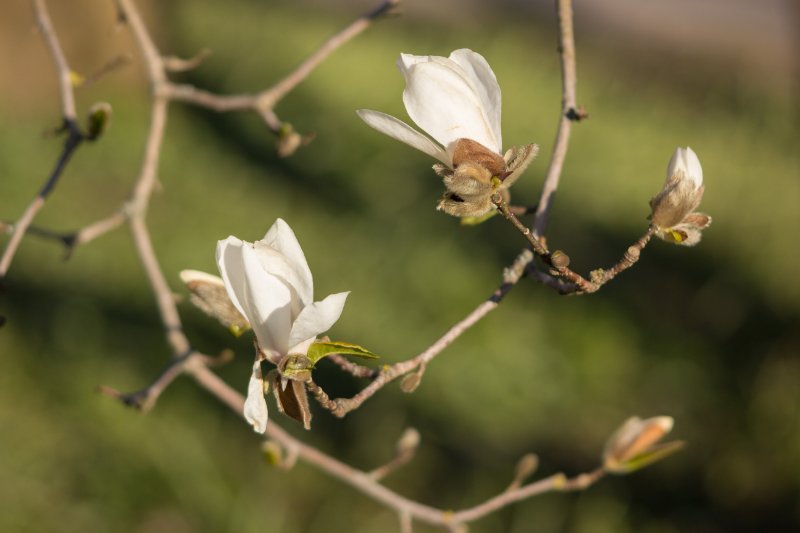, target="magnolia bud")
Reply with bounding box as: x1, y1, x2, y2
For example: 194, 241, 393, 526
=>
603, 416, 684, 474
85, 102, 112, 141
650, 147, 711, 246
395, 428, 421, 457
